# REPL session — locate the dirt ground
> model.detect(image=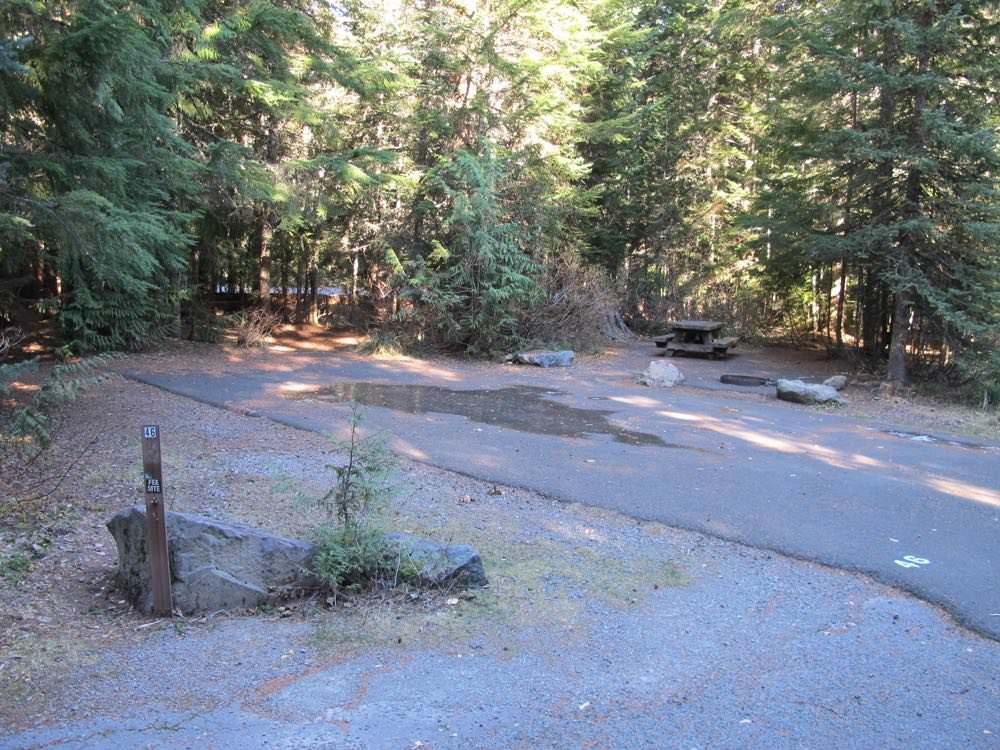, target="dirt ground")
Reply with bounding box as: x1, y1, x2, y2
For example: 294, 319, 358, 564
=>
1, 334, 997, 733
